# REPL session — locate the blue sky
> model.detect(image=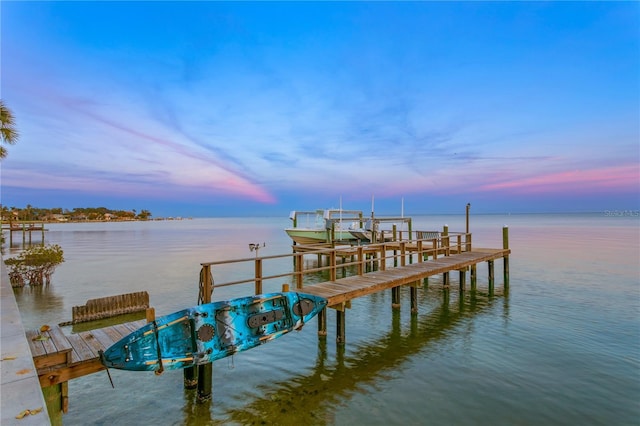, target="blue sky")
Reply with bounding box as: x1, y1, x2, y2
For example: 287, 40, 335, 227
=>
1, 1, 638, 217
